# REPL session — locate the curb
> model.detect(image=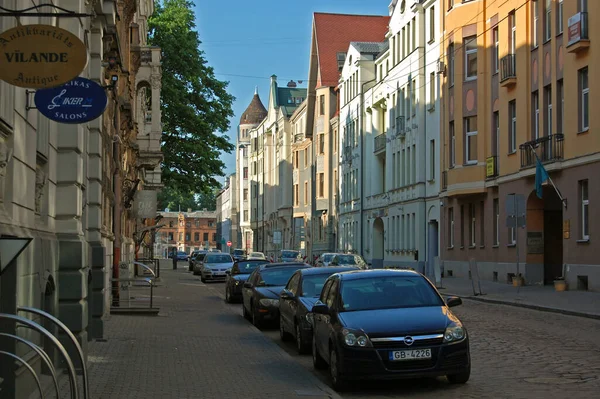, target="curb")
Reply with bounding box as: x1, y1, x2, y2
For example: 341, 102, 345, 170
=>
447, 292, 600, 320
208, 285, 343, 399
